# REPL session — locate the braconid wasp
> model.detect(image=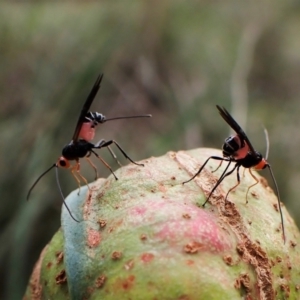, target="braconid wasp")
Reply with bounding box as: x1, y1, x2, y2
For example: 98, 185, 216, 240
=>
27, 74, 151, 221
183, 105, 285, 243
